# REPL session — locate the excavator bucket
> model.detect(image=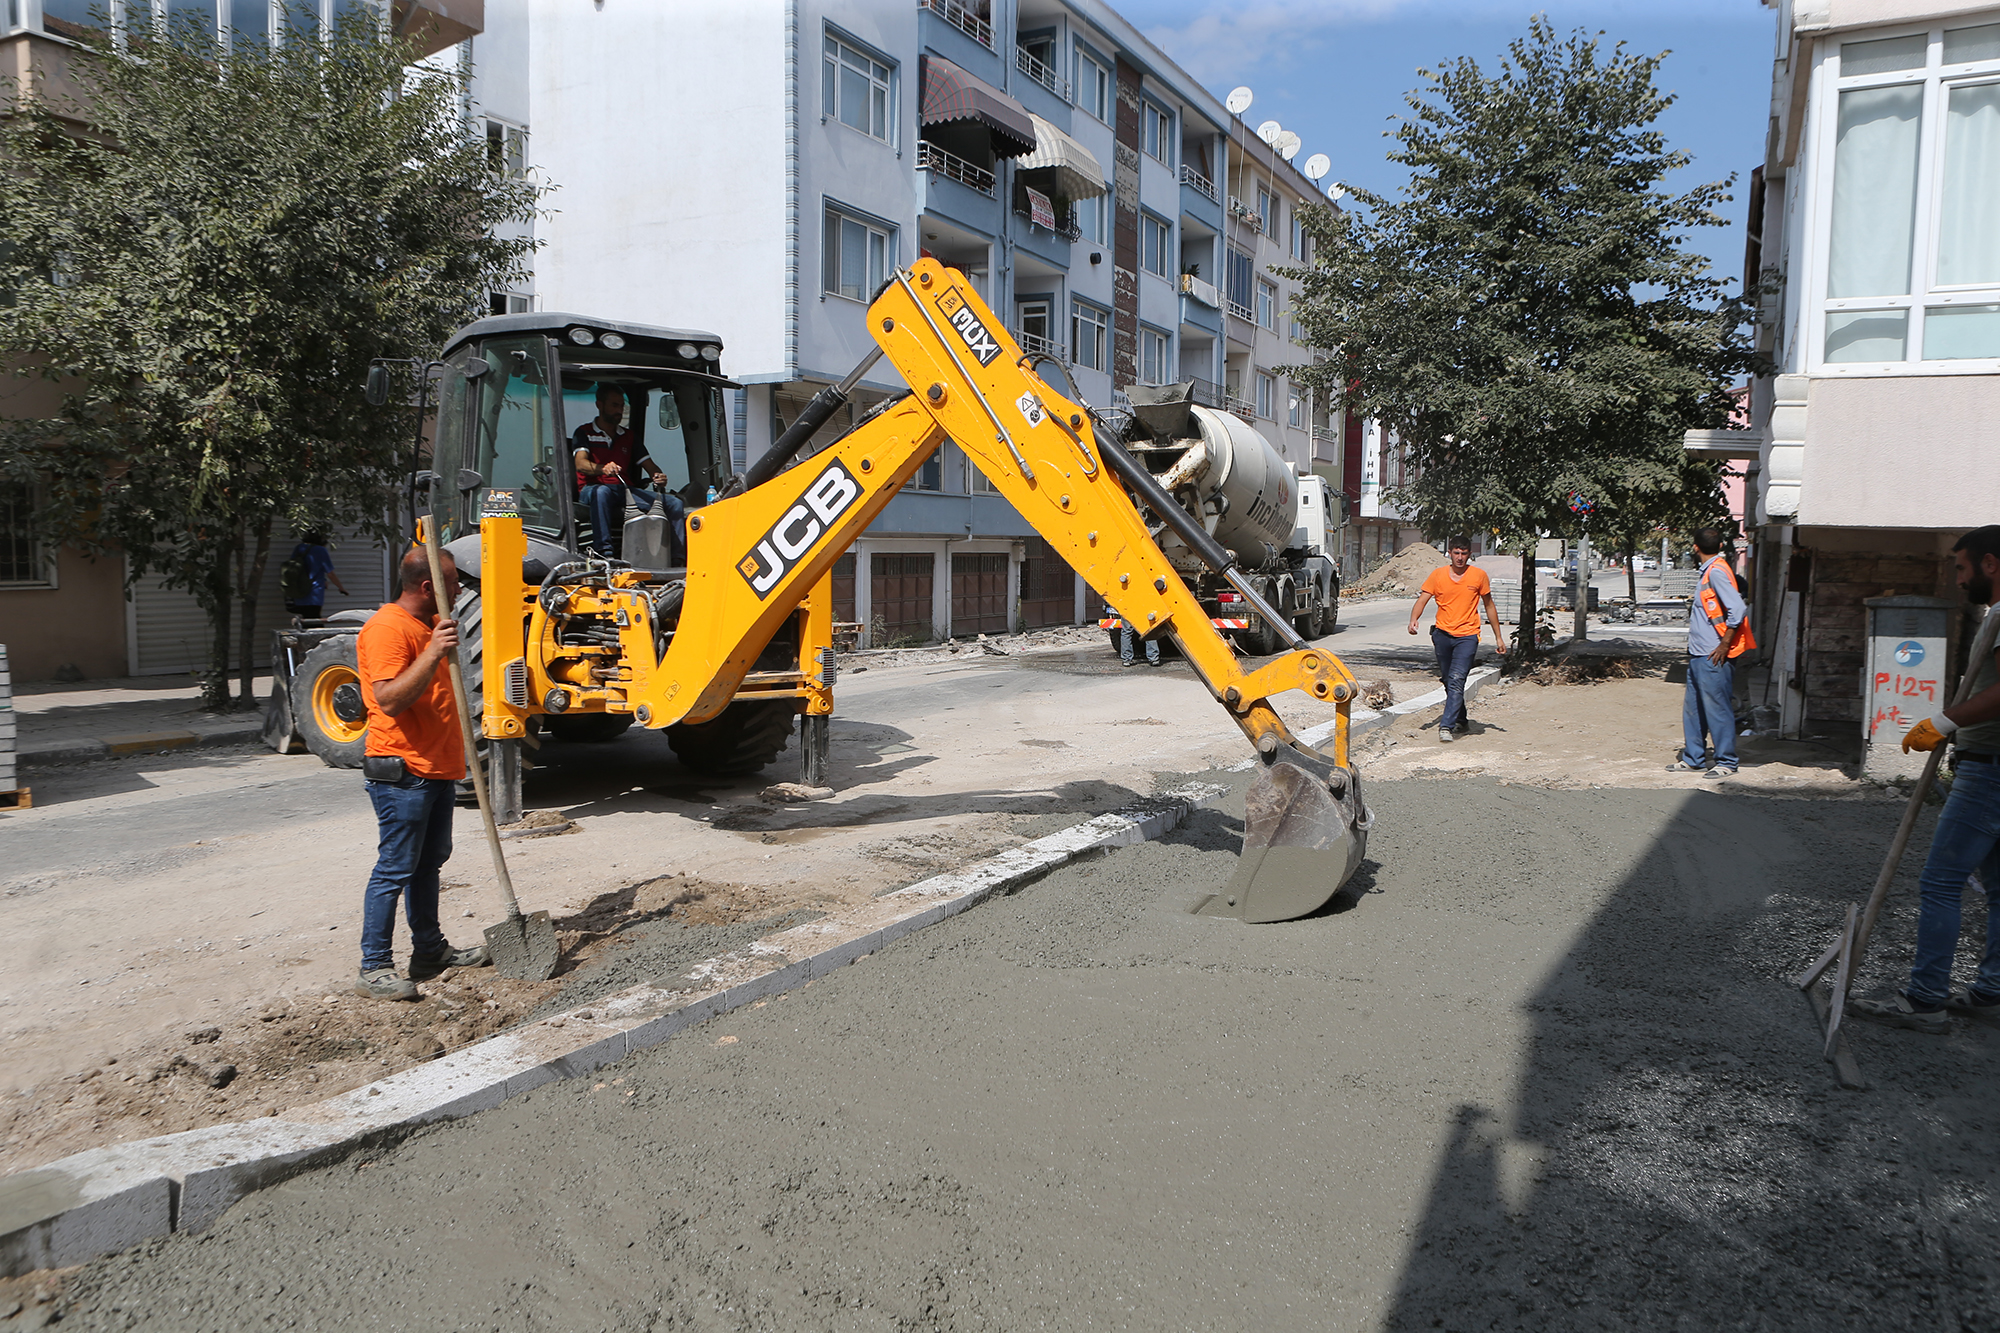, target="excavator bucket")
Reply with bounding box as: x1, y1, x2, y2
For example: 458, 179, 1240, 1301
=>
1200, 741, 1373, 923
